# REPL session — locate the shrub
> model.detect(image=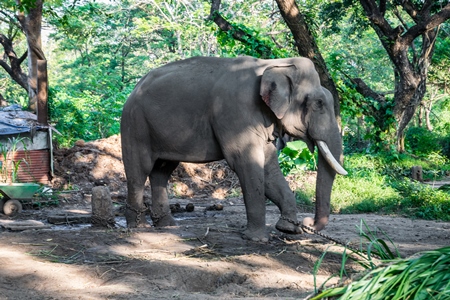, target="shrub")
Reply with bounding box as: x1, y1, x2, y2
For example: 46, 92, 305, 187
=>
405, 126, 442, 155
